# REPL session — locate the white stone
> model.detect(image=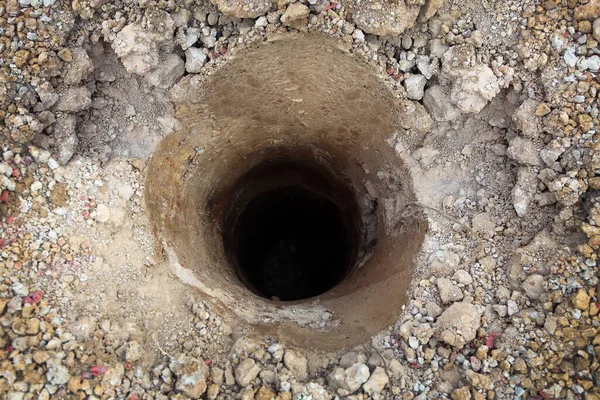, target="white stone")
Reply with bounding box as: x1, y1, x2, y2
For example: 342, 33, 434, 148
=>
352, 29, 365, 42
512, 167, 538, 217
185, 48, 207, 74
327, 363, 370, 395
507, 300, 519, 316
588, 55, 600, 71
362, 367, 389, 395
95, 204, 110, 223
563, 47, 577, 67
453, 270, 473, 285
30, 181, 43, 193
404, 74, 427, 100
